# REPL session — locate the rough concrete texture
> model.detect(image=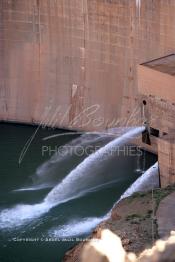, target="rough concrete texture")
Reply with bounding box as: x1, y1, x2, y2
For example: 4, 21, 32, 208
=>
138, 55, 175, 104
137, 53, 175, 187
156, 191, 175, 238
1, 0, 175, 130
137, 54, 175, 139
158, 135, 175, 187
